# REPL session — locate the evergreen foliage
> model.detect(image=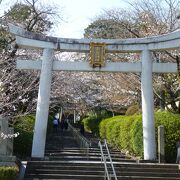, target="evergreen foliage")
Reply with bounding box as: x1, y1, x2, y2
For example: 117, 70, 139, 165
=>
13, 115, 35, 157
13, 114, 54, 158
0, 167, 18, 180
99, 112, 180, 162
